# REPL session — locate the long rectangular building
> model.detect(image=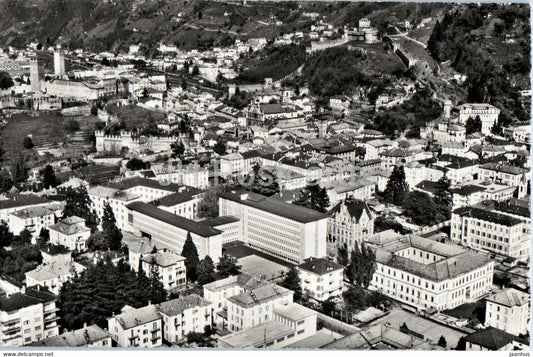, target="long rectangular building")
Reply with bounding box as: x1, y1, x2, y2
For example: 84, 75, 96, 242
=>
368, 235, 493, 312
219, 191, 327, 264
126, 202, 223, 261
